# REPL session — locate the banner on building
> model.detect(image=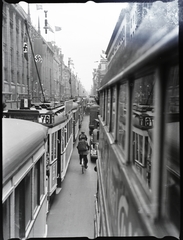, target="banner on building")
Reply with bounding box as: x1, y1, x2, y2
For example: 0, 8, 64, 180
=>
23, 33, 28, 61
33, 38, 43, 81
